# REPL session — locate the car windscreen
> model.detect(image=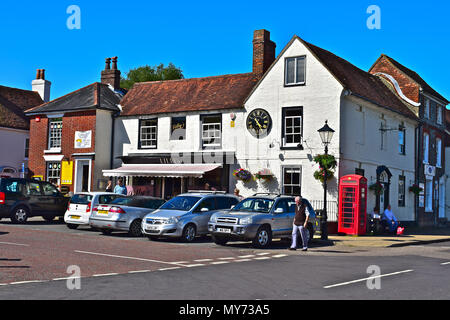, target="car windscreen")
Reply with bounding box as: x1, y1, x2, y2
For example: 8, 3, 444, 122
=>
110, 197, 132, 206
159, 196, 201, 211
232, 198, 275, 213
98, 195, 122, 205
70, 194, 94, 204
